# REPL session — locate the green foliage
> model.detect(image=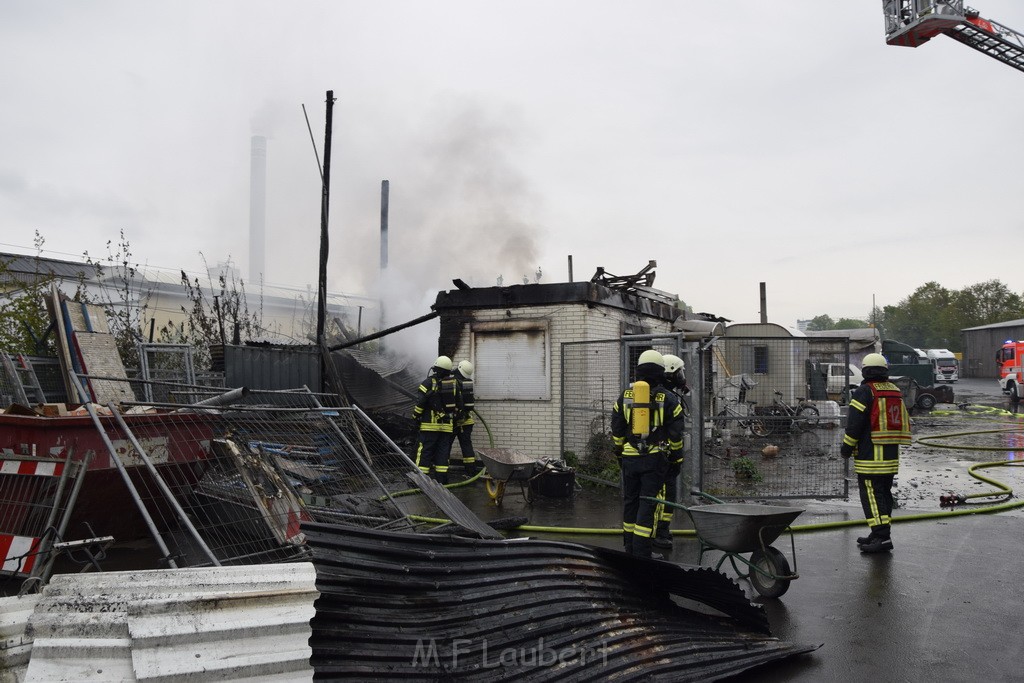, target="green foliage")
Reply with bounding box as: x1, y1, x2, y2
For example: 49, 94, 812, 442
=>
881, 279, 1024, 351
731, 456, 763, 482
809, 278, 1024, 352
806, 313, 868, 331
0, 232, 88, 355
805, 314, 834, 332
82, 230, 149, 369
168, 255, 263, 368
